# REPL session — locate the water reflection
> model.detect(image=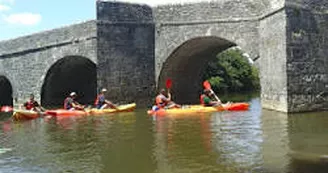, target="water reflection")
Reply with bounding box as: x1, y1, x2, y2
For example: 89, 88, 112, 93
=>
287, 112, 328, 173
261, 109, 289, 173
1, 98, 328, 172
